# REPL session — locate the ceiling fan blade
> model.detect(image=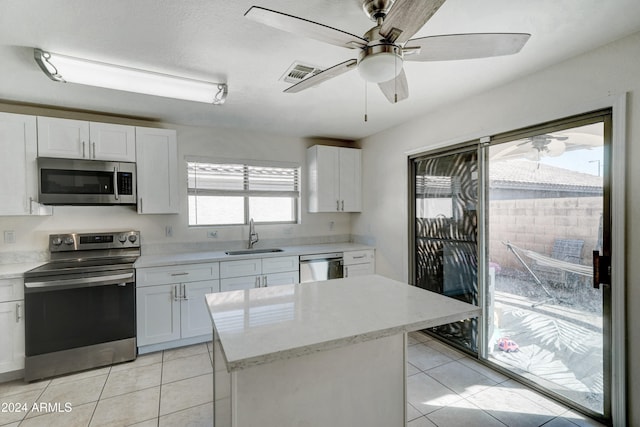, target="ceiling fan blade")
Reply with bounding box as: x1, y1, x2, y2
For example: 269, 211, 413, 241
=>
284, 59, 358, 93
404, 33, 531, 62
245, 6, 367, 49
377, 69, 409, 103
380, 0, 446, 43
